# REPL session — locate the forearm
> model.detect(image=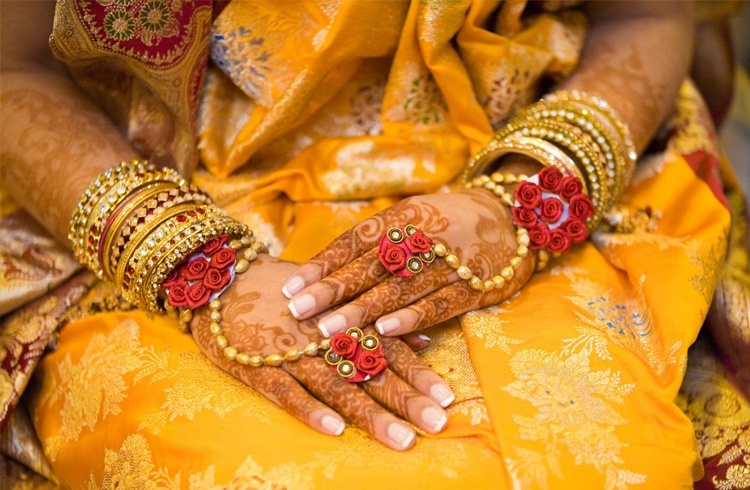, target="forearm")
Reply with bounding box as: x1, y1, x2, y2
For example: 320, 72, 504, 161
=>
0, 69, 138, 245
557, 0, 695, 153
